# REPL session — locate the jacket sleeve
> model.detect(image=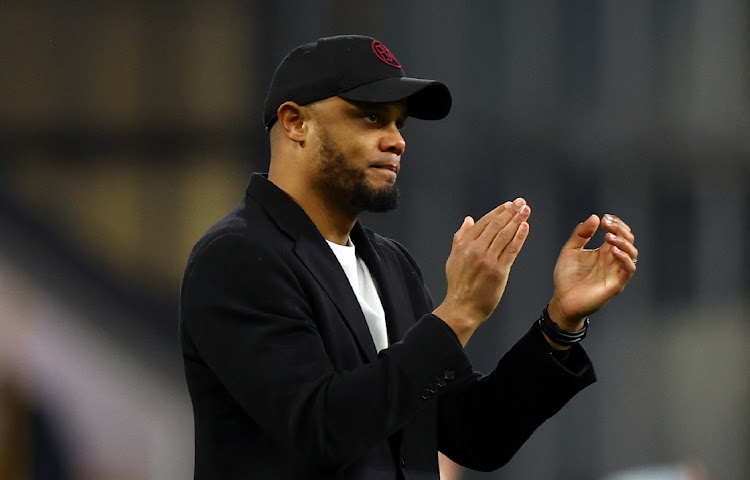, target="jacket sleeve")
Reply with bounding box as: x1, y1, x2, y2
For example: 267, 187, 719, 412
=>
436, 321, 596, 471
386, 235, 596, 471
180, 233, 473, 469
